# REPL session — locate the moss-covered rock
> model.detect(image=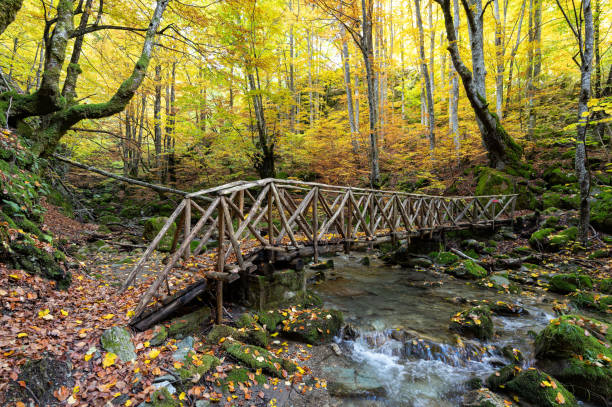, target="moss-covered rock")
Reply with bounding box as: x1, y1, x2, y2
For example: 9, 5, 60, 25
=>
448, 259, 487, 280
542, 192, 562, 209
175, 352, 219, 381
529, 227, 577, 251
549, 273, 592, 294
221, 367, 266, 390
475, 167, 535, 210
543, 167, 577, 186
430, 251, 459, 265
98, 214, 121, 225
487, 365, 577, 407
5, 356, 74, 406
279, 309, 344, 344
166, 307, 211, 339
570, 292, 612, 314
100, 326, 136, 362
206, 324, 268, 347
150, 388, 179, 407
449, 305, 494, 340
542, 215, 560, 228
222, 339, 296, 378
535, 315, 612, 405
591, 188, 612, 233
598, 278, 612, 294
143, 216, 177, 252
462, 388, 508, 407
